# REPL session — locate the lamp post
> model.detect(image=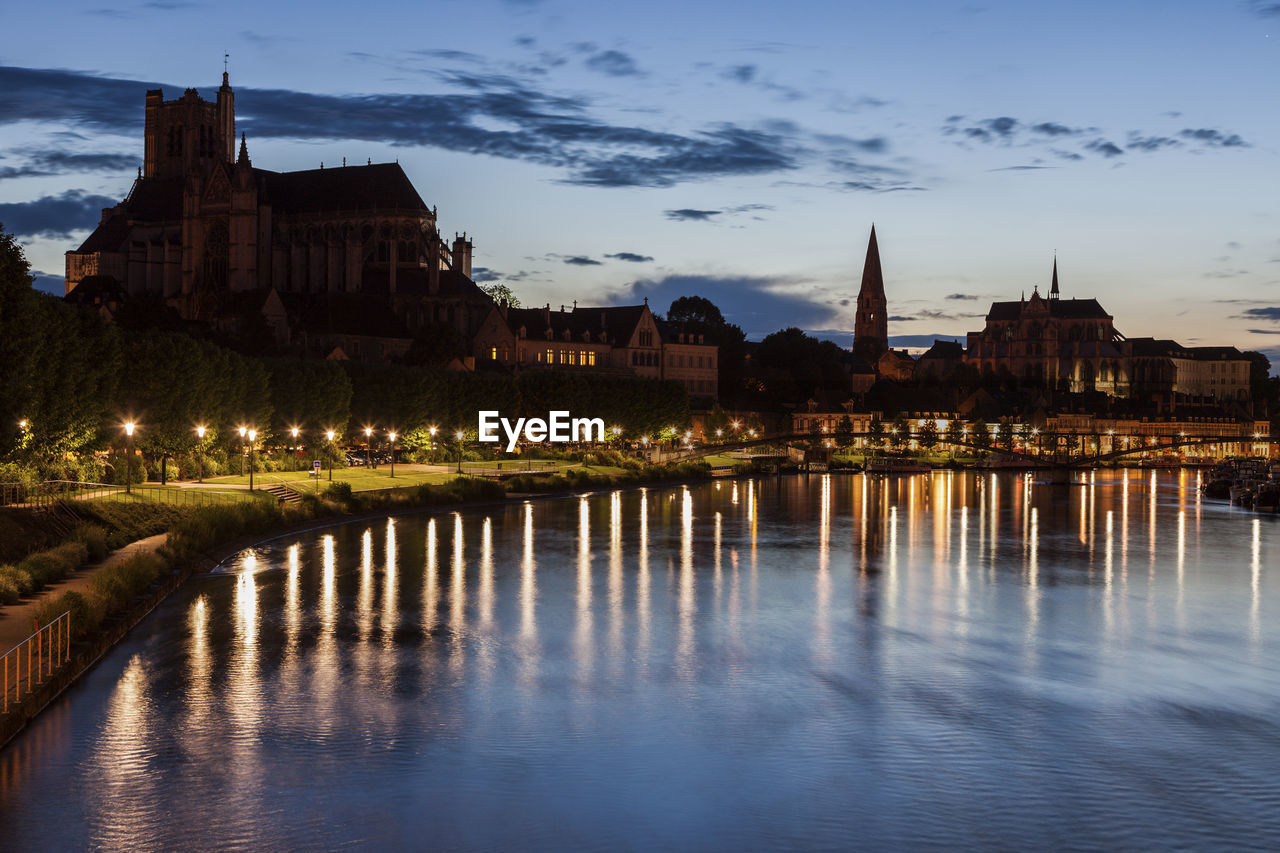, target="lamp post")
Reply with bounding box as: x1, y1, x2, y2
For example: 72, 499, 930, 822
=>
123, 422, 135, 494
388, 431, 397, 478
290, 427, 300, 472
326, 430, 335, 481
238, 426, 247, 477
195, 425, 206, 483
365, 426, 374, 470
455, 431, 464, 474
429, 426, 438, 459
247, 429, 256, 490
